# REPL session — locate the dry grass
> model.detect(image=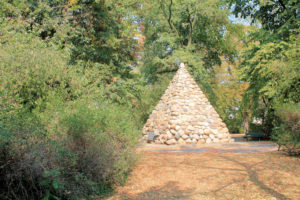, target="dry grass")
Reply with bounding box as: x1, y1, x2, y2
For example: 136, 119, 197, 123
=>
102, 143, 300, 200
